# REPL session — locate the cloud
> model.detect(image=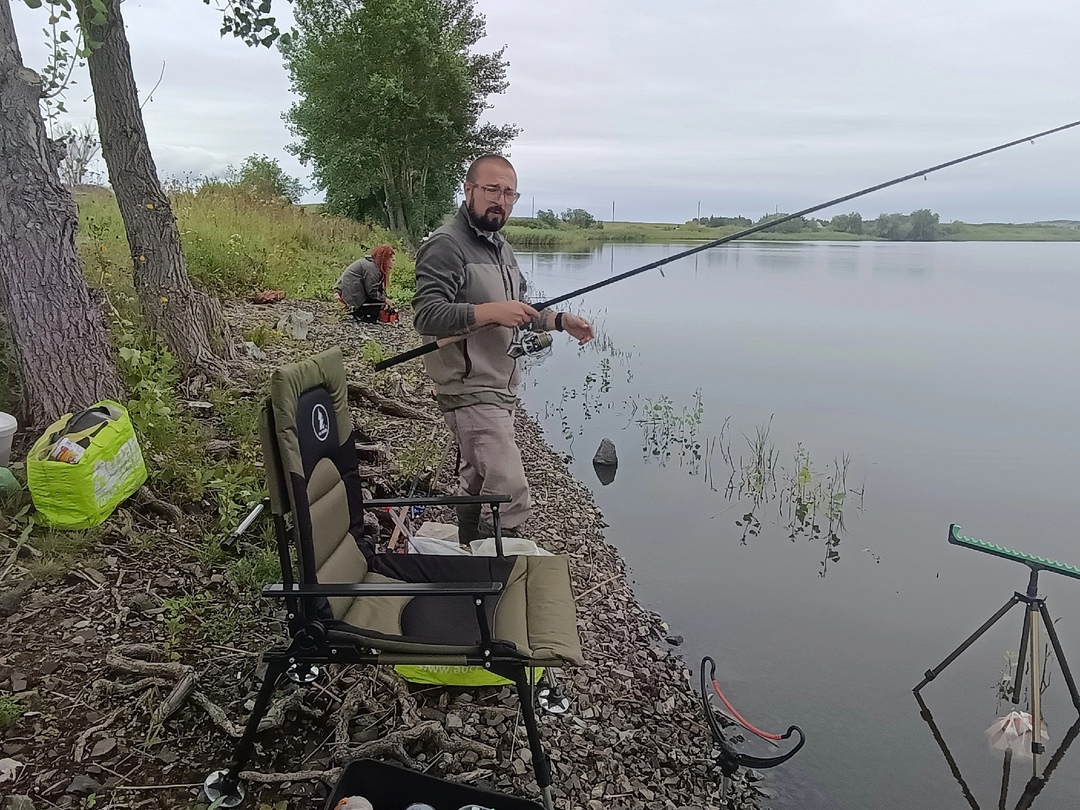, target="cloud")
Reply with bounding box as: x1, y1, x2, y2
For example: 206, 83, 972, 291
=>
11, 0, 1080, 220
